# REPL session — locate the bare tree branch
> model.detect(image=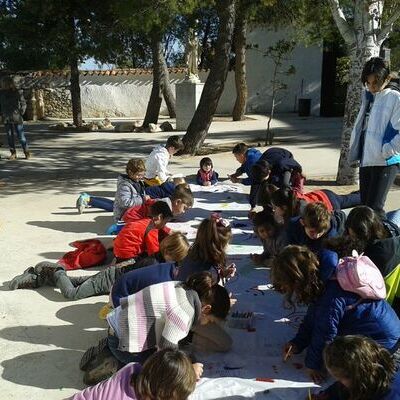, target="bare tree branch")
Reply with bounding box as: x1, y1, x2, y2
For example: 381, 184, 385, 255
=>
378, 6, 400, 41
327, 0, 356, 45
